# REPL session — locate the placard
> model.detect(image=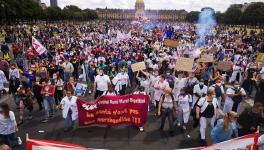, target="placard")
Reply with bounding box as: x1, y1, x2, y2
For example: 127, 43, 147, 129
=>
224, 49, 234, 55
198, 55, 214, 62
175, 57, 194, 72
256, 53, 264, 63
163, 39, 179, 48
131, 62, 146, 72
217, 61, 233, 71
